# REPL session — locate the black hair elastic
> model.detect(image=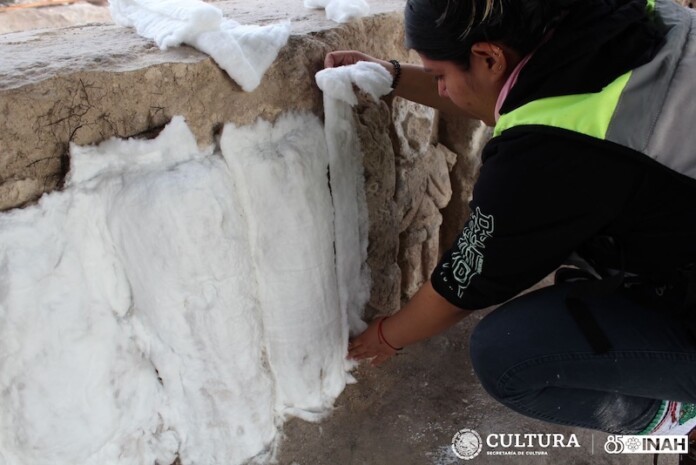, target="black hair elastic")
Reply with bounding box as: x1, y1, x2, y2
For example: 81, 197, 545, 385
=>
389, 59, 402, 90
